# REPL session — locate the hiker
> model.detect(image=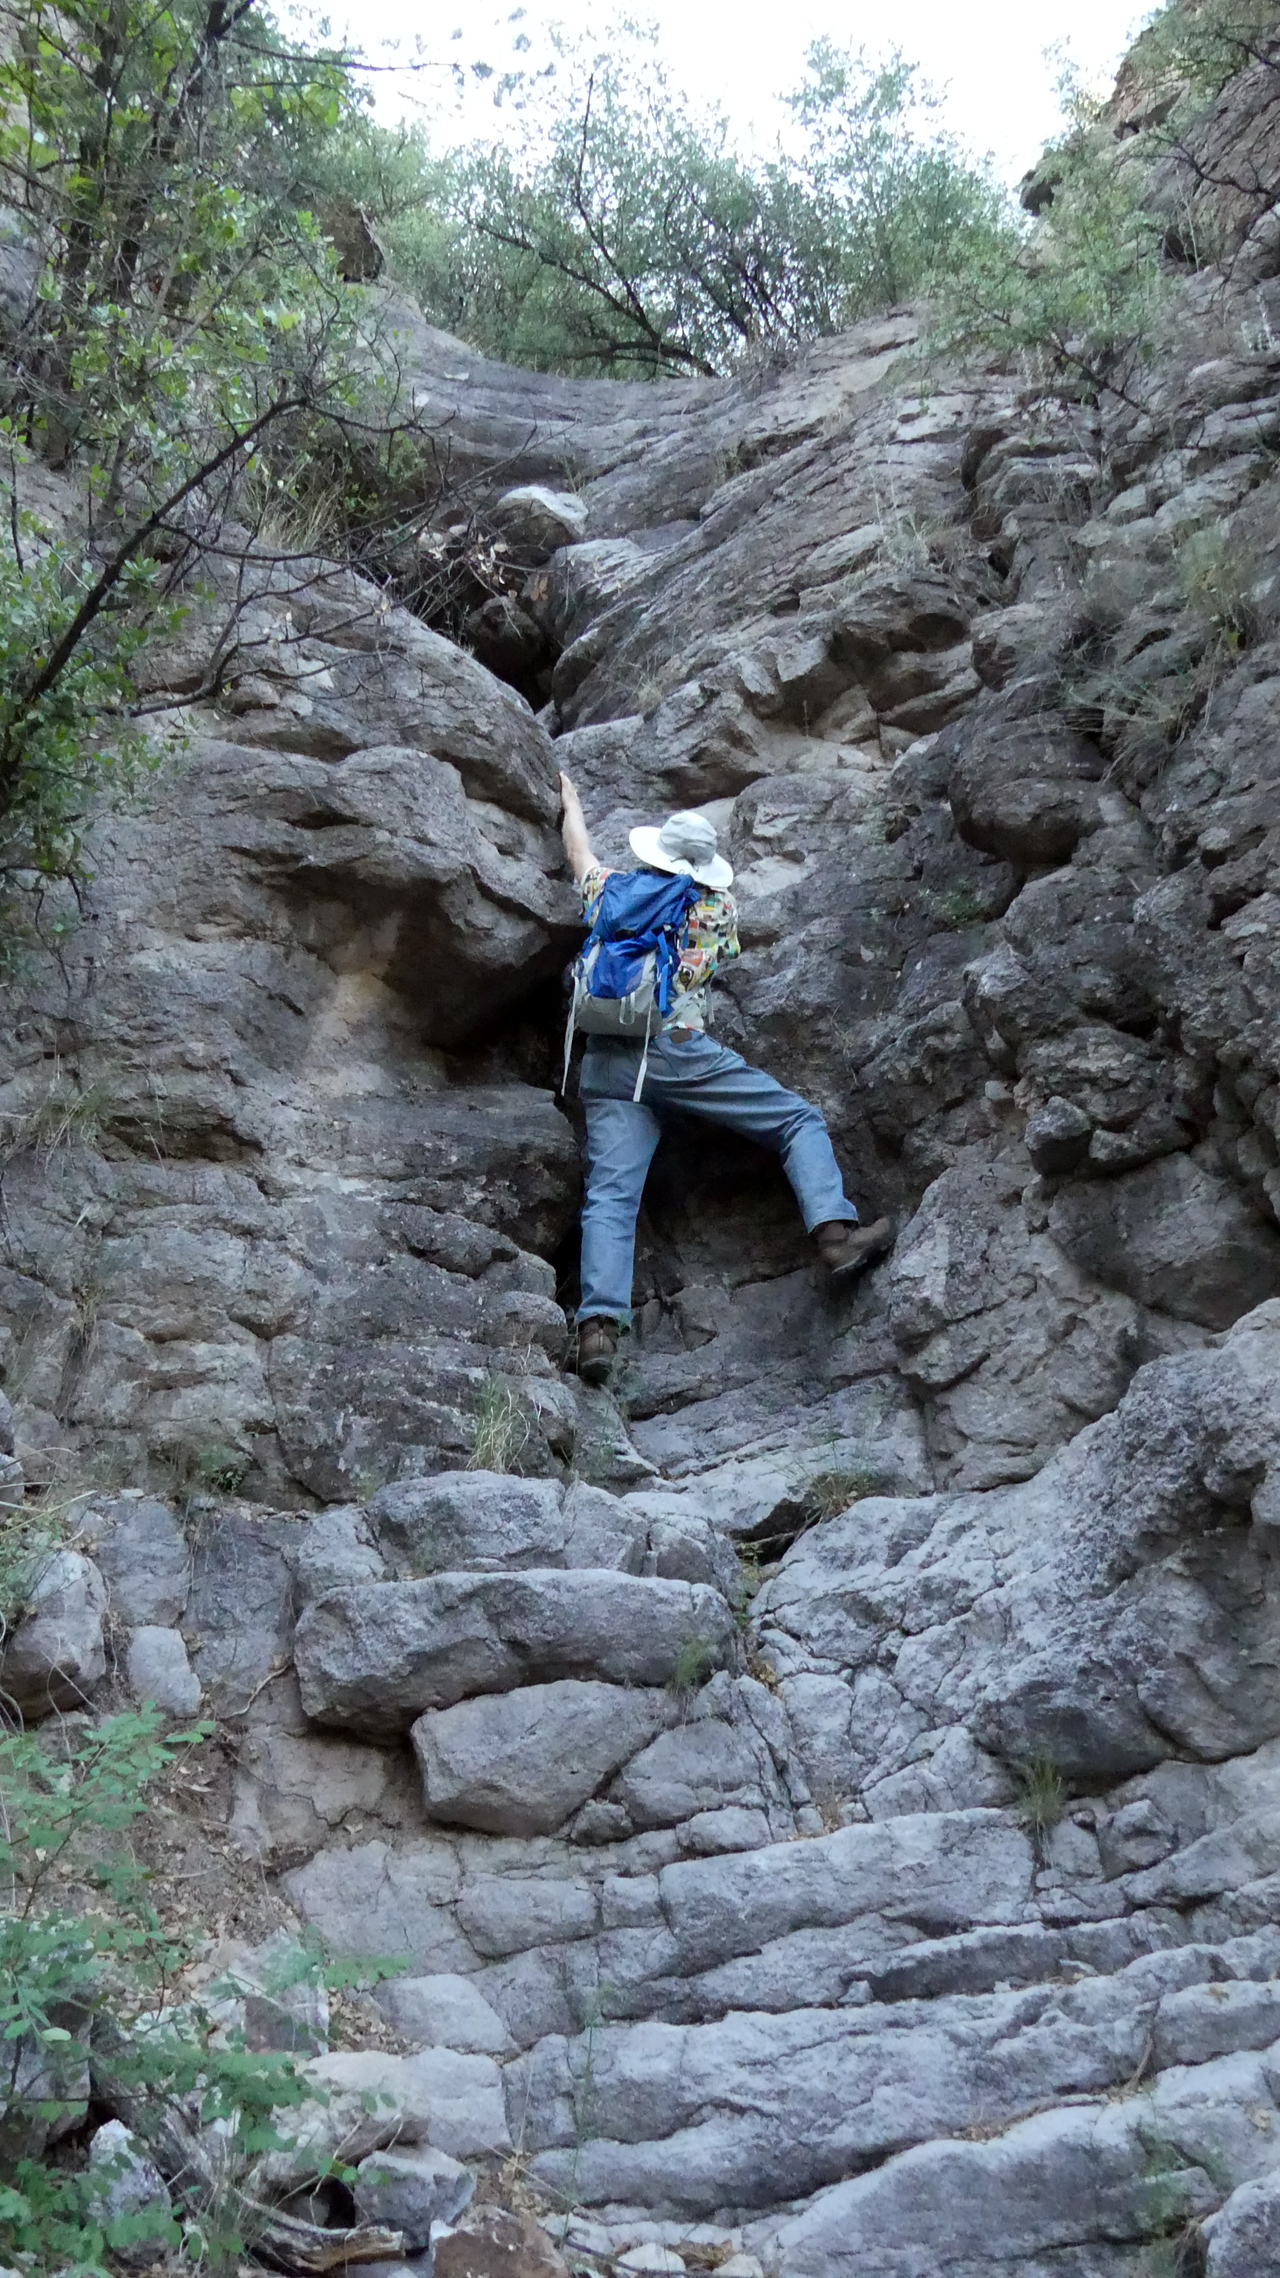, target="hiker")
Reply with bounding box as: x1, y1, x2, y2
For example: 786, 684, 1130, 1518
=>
559, 771, 893, 1385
